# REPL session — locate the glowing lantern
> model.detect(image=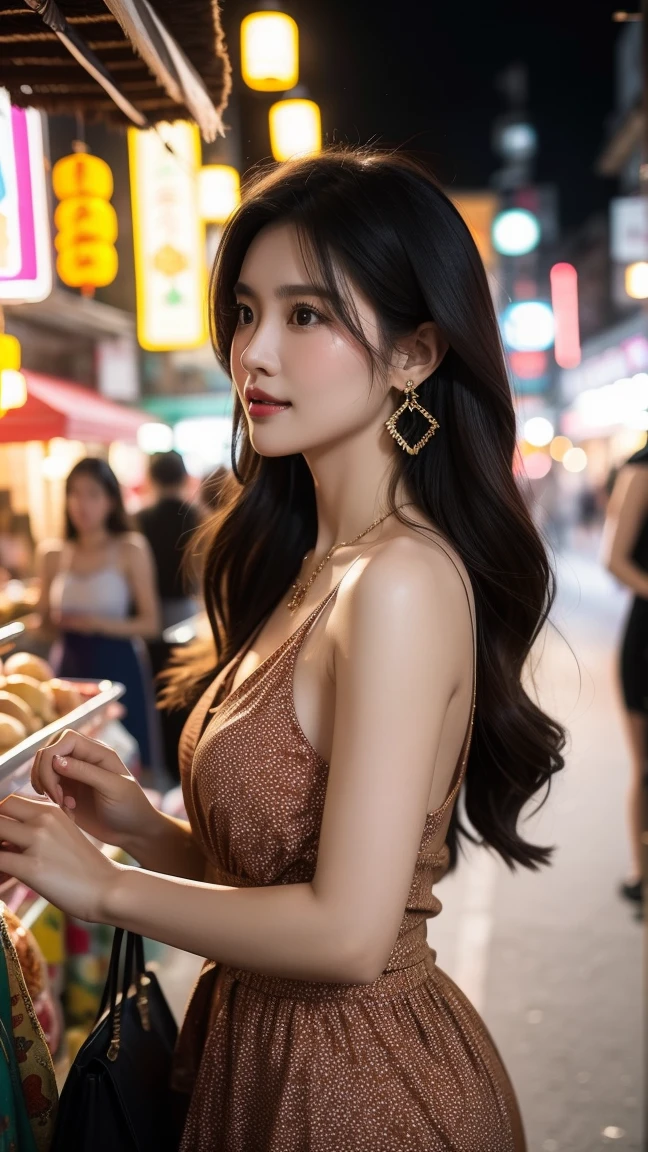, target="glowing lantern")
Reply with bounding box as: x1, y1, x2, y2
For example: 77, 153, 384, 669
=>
52, 153, 113, 200
269, 98, 321, 161
56, 244, 118, 290
198, 166, 241, 223
52, 152, 118, 292
241, 11, 299, 91
0, 334, 27, 415
625, 261, 648, 300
